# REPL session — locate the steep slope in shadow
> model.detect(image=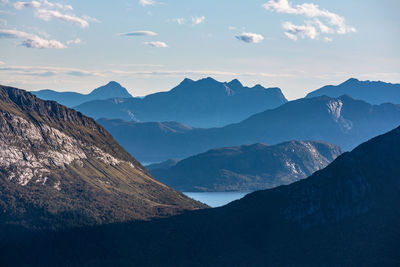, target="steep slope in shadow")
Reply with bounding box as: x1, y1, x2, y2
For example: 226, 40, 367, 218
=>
2, 124, 400, 266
